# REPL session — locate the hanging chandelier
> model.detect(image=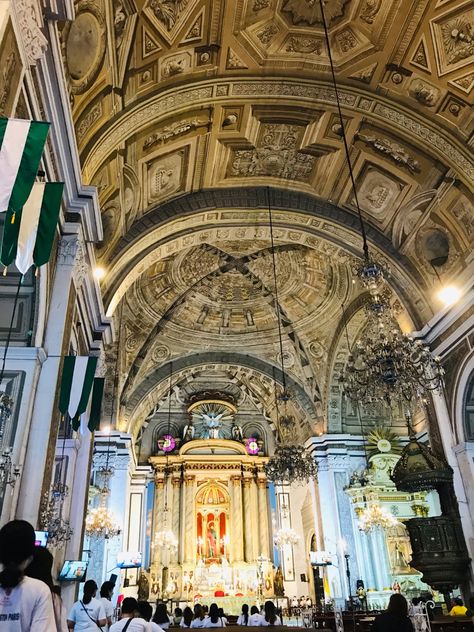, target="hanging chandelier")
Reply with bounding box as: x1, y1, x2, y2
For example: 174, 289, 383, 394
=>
342, 305, 444, 408
85, 505, 121, 539
273, 526, 300, 548
358, 504, 398, 533
155, 527, 178, 552
261, 190, 317, 486
40, 481, 73, 548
